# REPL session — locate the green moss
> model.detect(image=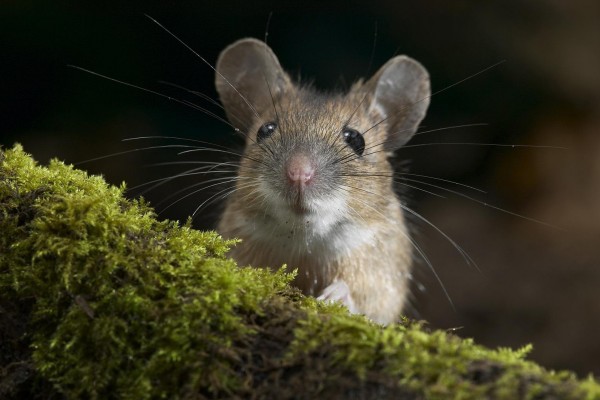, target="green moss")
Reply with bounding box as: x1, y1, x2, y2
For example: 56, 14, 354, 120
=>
1, 144, 599, 399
